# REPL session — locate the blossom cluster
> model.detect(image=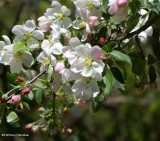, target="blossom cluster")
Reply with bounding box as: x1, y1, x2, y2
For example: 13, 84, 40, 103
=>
2, 0, 153, 102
